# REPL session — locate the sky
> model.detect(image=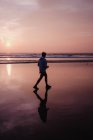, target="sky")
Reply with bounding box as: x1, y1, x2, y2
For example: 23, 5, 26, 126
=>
0, 0, 93, 53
